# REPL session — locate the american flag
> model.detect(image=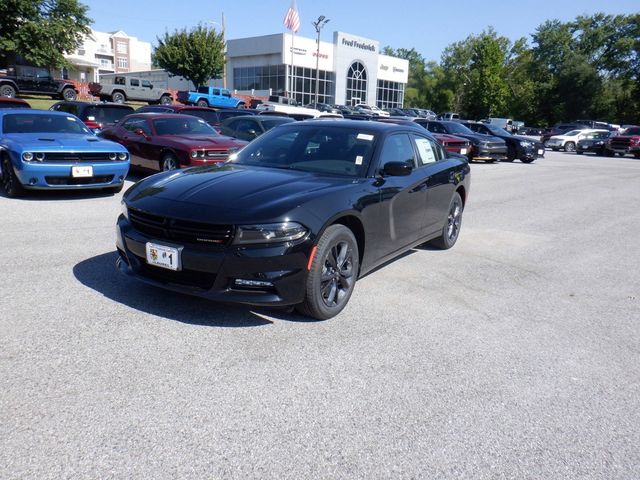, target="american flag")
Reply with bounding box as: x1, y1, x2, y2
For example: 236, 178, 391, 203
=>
283, 0, 301, 33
